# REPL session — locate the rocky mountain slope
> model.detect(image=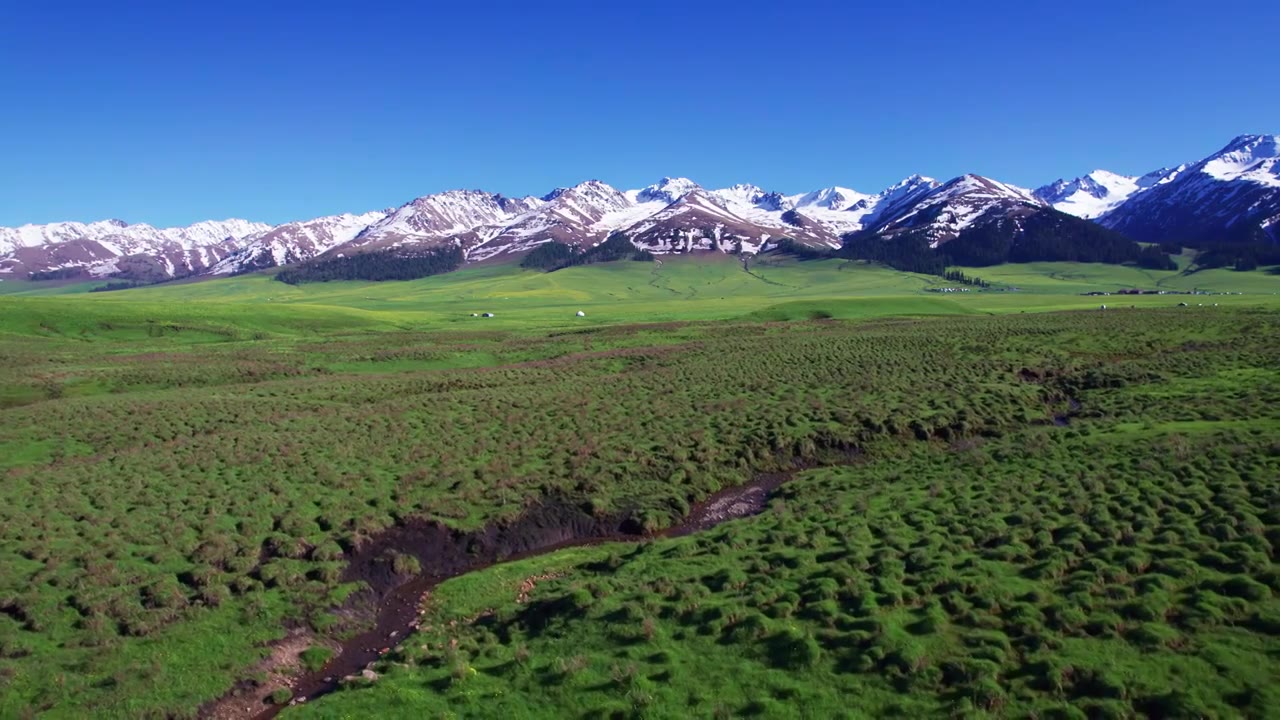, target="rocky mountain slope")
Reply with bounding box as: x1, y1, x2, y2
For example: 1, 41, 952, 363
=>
856, 174, 1043, 246
210, 211, 388, 275
1099, 134, 1280, 244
